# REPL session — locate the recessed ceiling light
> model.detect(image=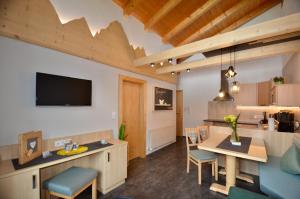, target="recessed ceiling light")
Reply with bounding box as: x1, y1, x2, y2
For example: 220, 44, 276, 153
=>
160, 62, 164, 66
